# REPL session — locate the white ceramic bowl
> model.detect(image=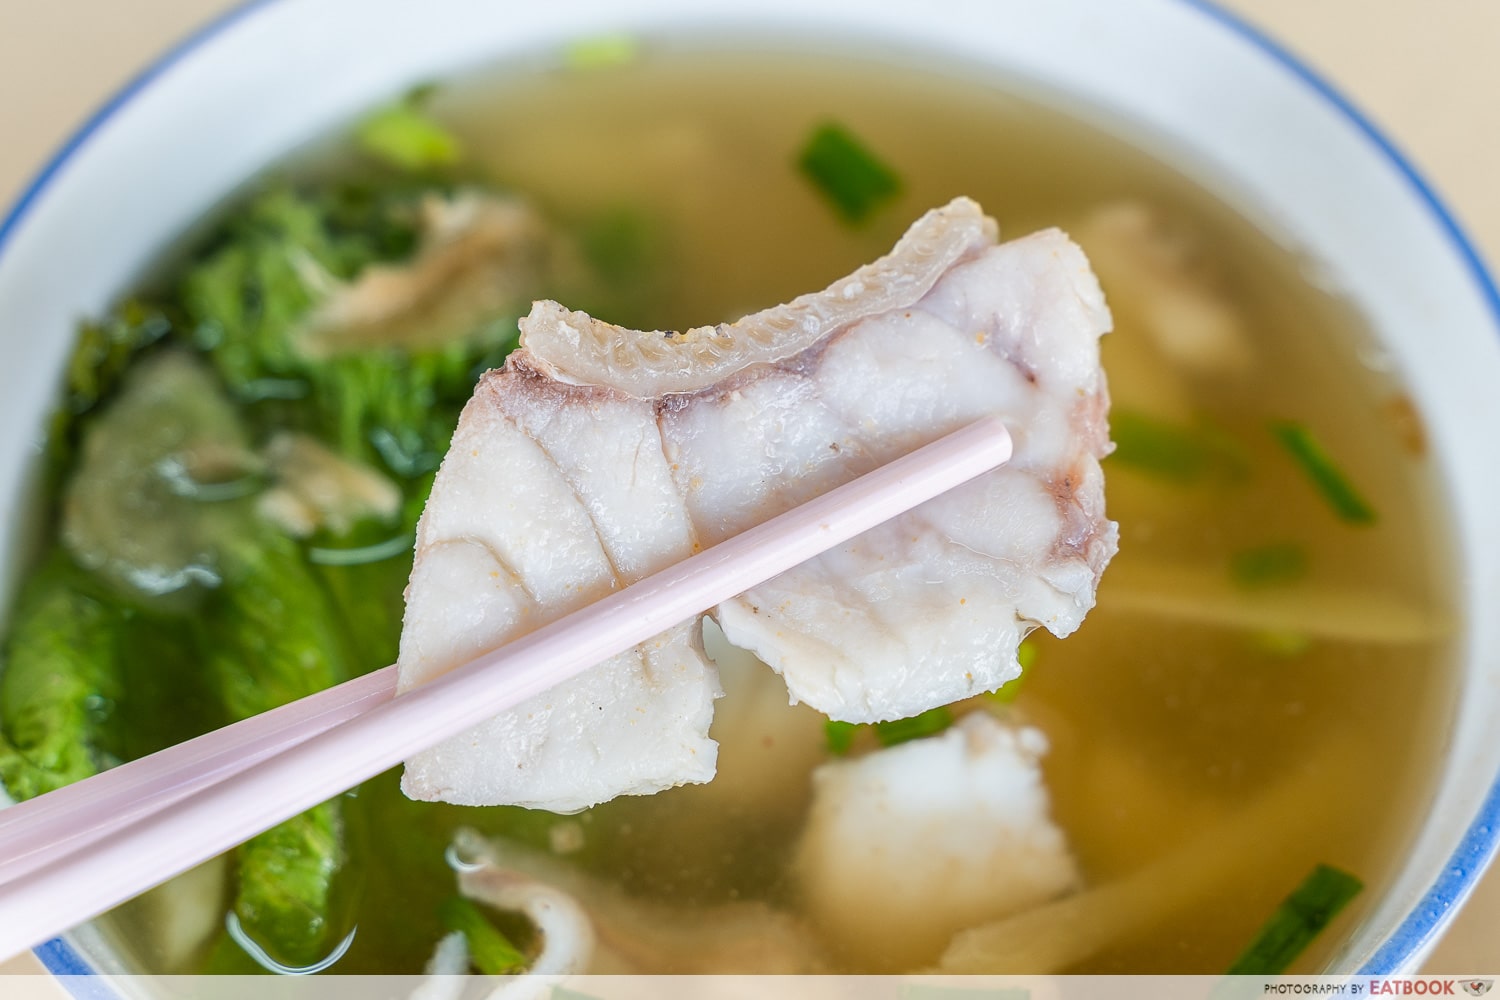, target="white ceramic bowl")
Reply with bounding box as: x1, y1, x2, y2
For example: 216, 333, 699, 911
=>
4, 0, 1499, 979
